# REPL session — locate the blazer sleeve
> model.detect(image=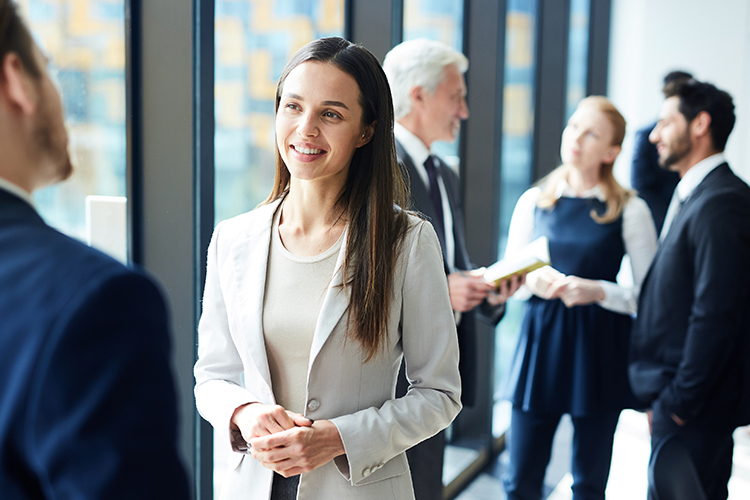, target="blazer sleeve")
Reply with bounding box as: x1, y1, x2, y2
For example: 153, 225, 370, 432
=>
27, 271, 190, 500
659, 191, 750, 421
194, 221, 261, 450
630, 125, 659, 192
329, 221, 462, 485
